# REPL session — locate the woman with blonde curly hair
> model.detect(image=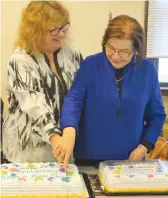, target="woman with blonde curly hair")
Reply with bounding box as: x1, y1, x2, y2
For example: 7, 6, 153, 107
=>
2, 1, 82, 164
